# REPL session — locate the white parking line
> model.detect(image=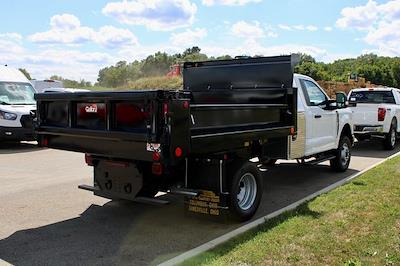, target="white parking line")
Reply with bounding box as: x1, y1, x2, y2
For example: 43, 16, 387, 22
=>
159, 151, 400, 266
